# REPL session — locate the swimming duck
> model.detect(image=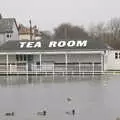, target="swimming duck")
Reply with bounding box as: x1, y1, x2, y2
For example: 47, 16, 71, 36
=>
37, 110, 47, 116
66, 109, 75, 116
67, 97, 72, 102
5, 112, 14, 116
